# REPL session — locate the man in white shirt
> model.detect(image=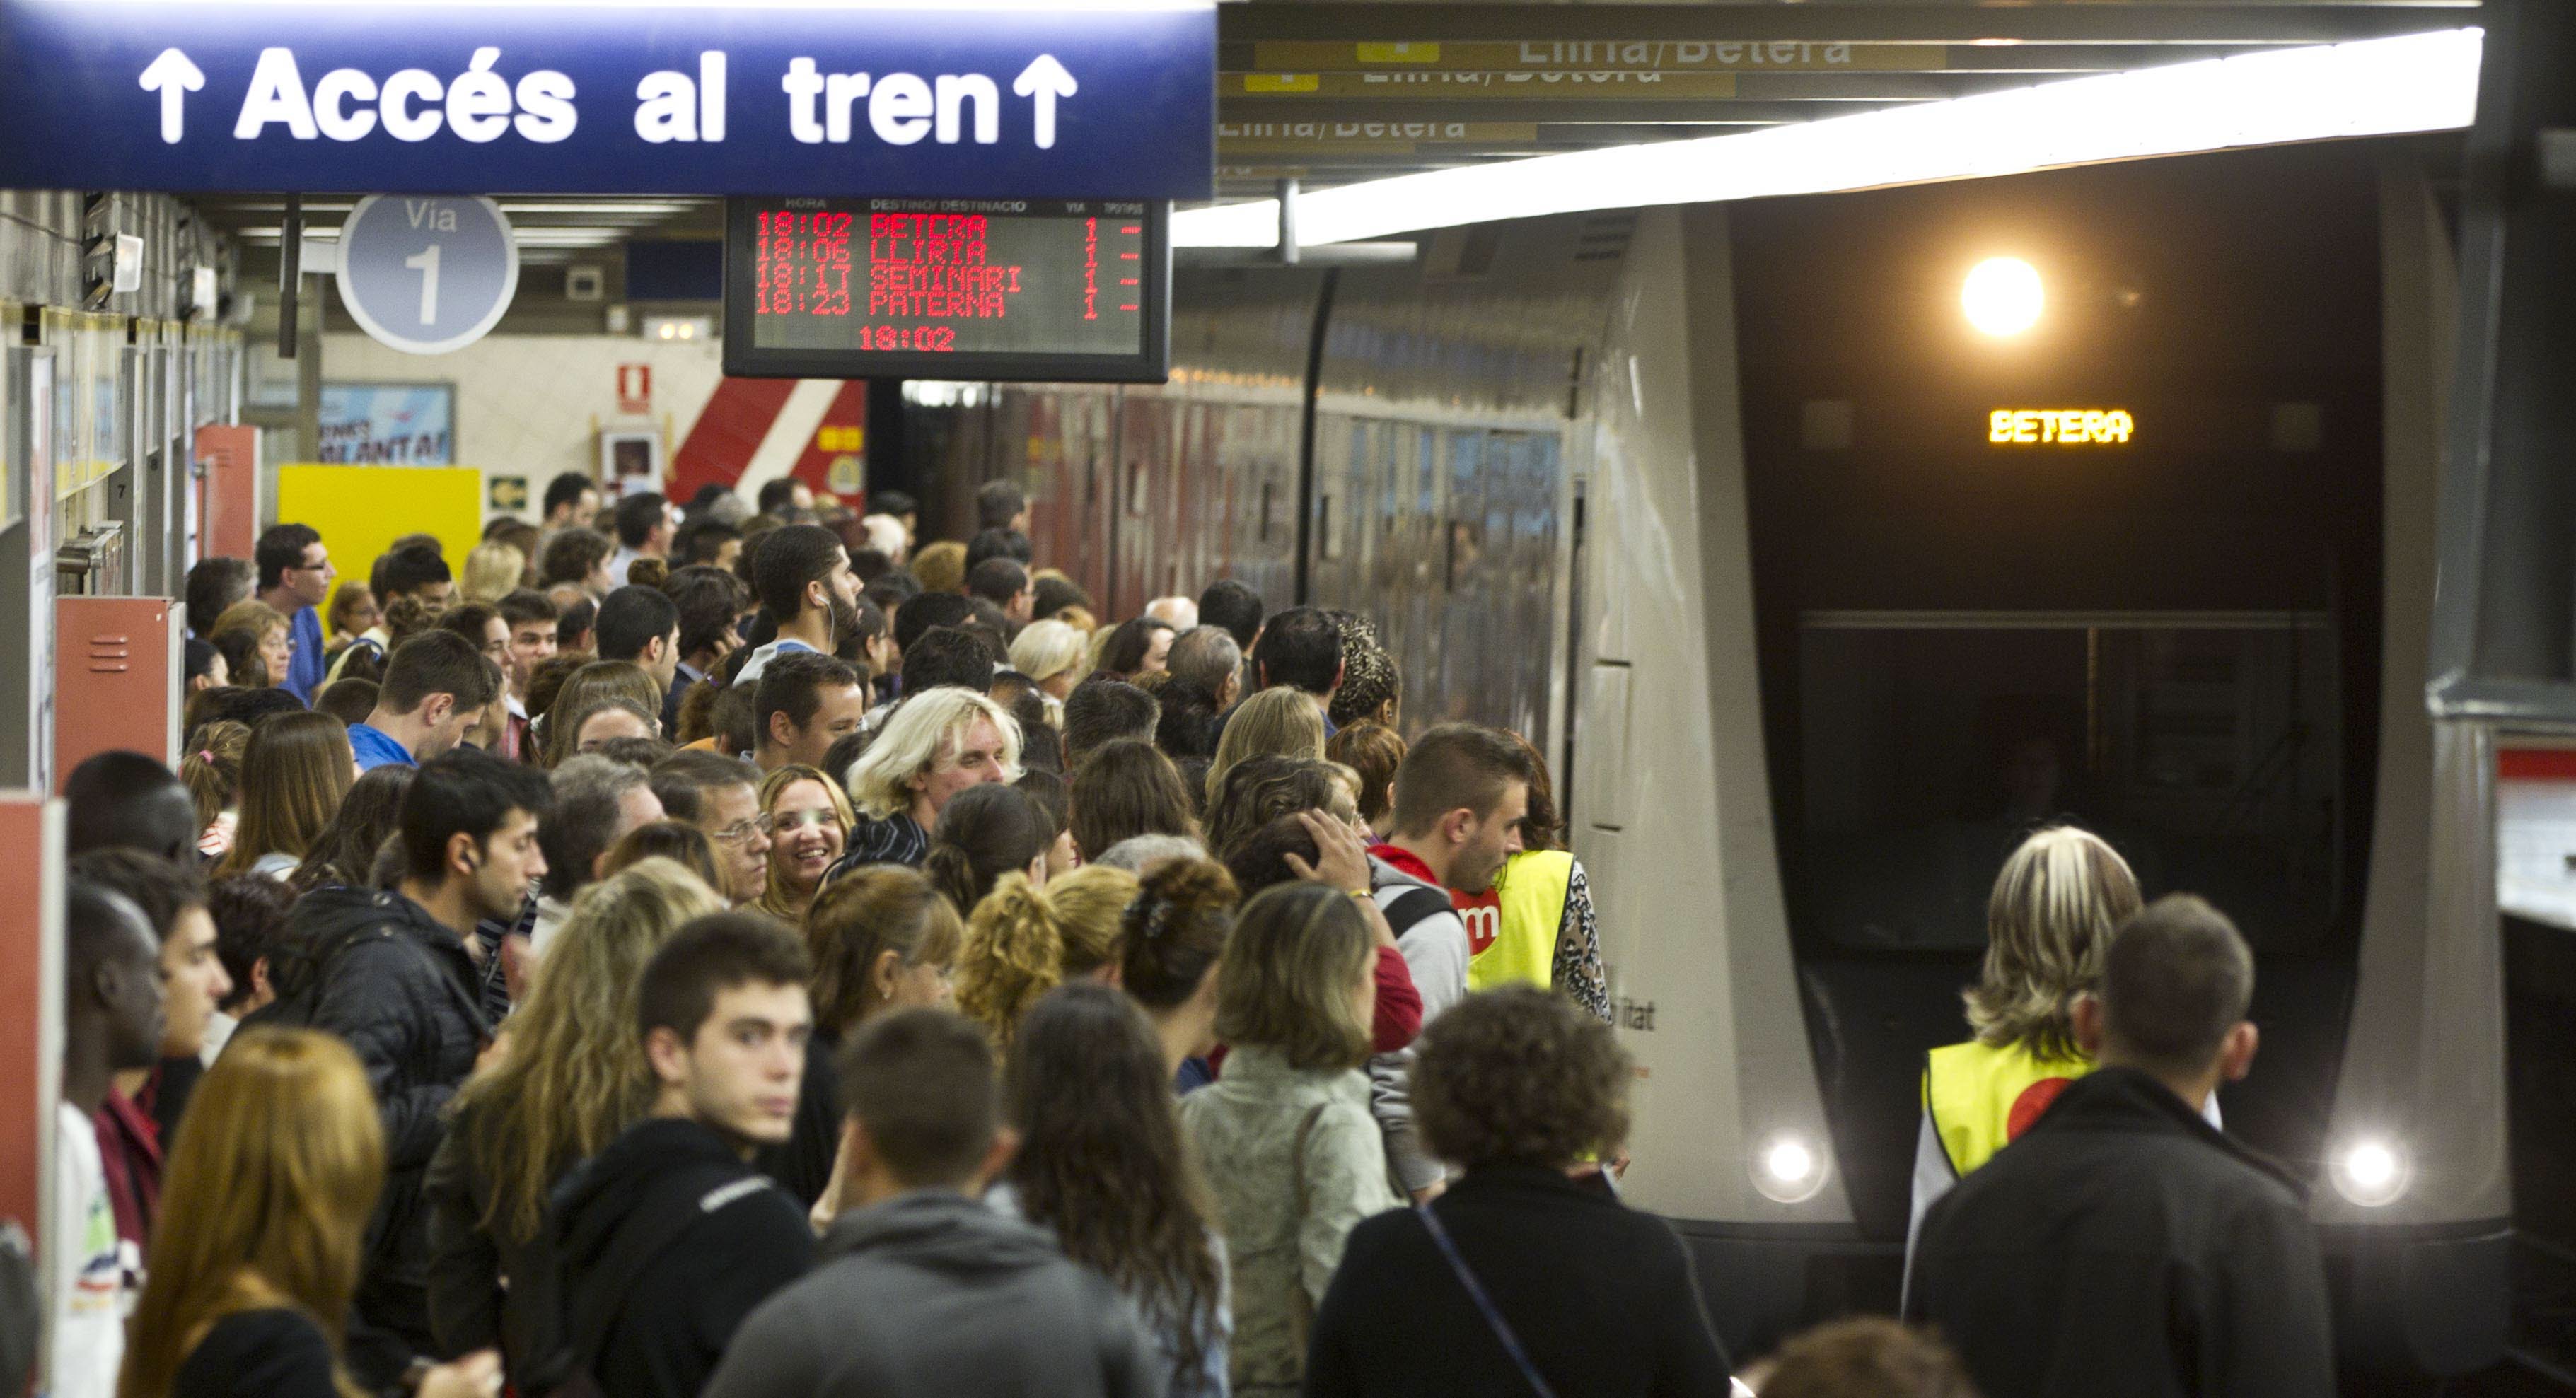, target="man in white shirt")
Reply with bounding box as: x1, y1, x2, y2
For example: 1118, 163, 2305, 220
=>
53, 881, 165, 1398
607, 491, 677, 588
